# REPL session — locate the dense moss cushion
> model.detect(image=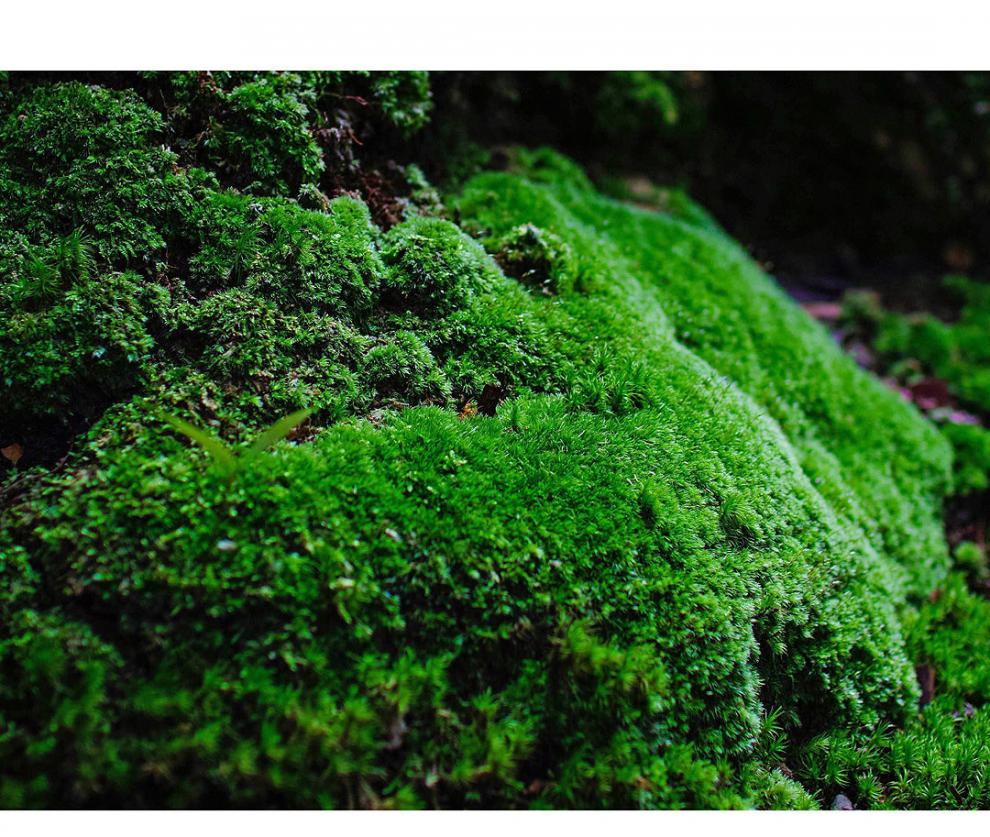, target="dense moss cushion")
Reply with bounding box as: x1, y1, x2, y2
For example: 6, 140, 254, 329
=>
0, 81, 978, 809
